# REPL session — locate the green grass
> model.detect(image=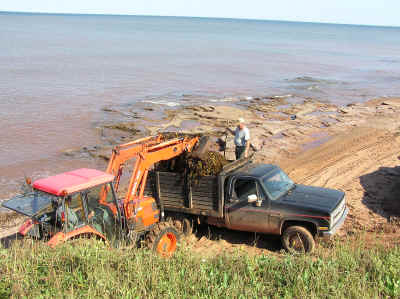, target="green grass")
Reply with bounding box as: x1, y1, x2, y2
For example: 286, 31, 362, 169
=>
0, 237, 399, 298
